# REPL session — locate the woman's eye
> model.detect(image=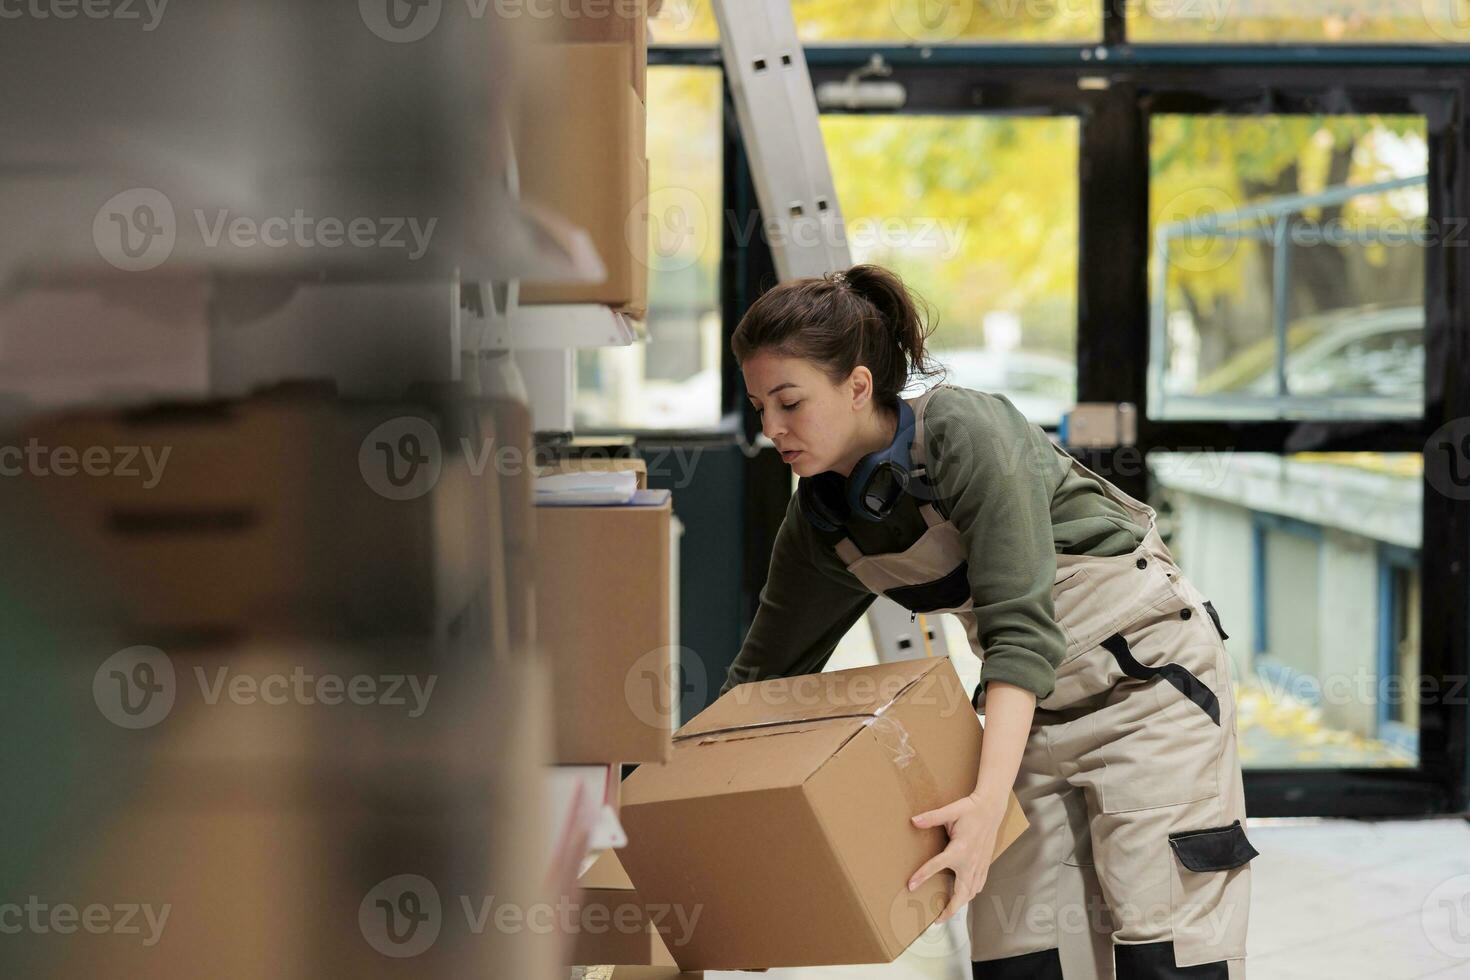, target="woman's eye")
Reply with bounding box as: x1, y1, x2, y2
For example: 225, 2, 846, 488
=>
781, 401, 802, 412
